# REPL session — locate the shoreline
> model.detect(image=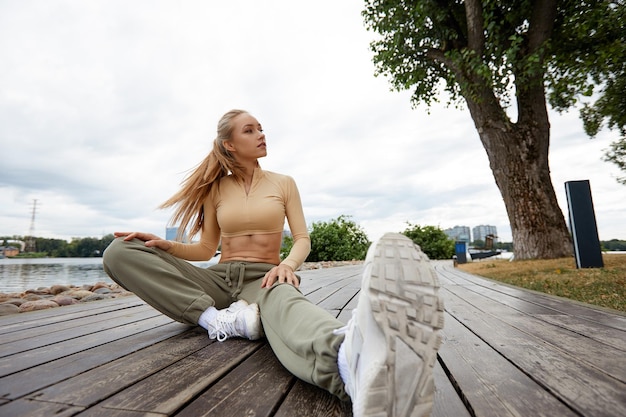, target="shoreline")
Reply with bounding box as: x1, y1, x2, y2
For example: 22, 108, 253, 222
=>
0, 260, 364, 316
